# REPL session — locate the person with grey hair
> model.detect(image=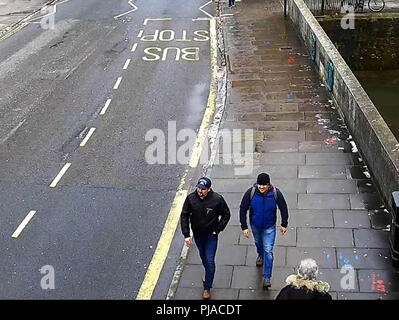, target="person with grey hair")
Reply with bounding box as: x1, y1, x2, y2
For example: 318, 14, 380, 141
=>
276, 258, 332, 300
